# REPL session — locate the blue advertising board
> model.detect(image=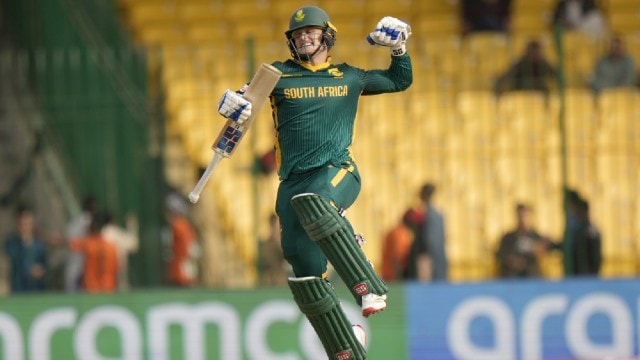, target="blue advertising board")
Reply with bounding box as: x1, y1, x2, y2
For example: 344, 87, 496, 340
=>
407, 278, 640, 360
